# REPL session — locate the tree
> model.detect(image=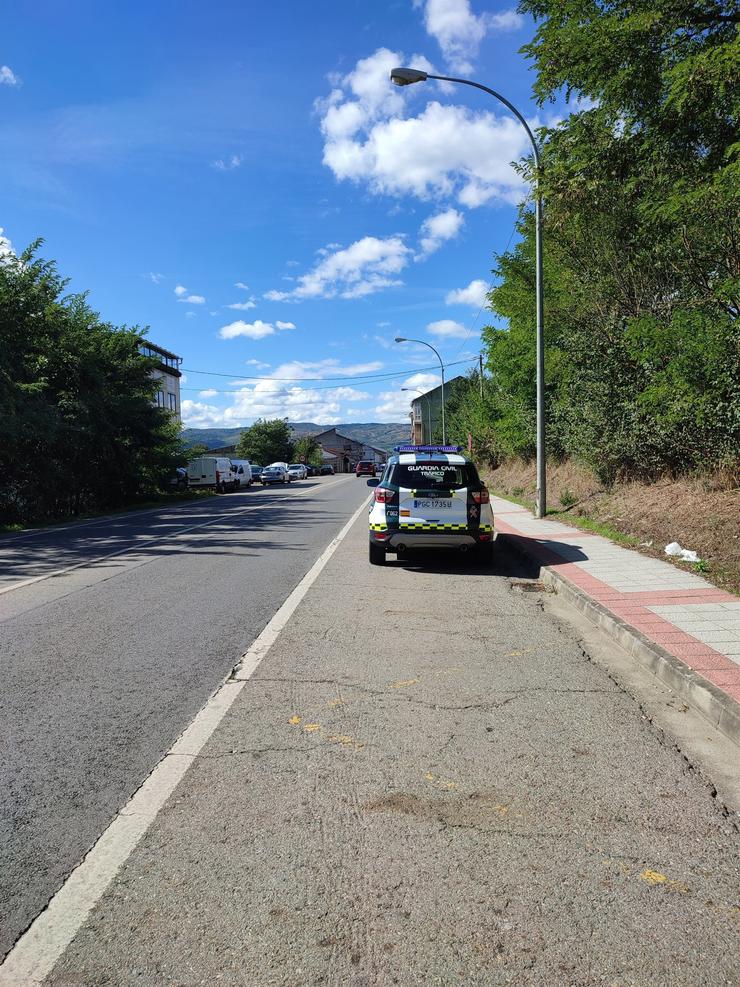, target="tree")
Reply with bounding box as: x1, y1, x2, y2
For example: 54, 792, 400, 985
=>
293, 435, 322, 466
470, 0, 739, 481
0, 240, 186, 523
235, 418, 293, 465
